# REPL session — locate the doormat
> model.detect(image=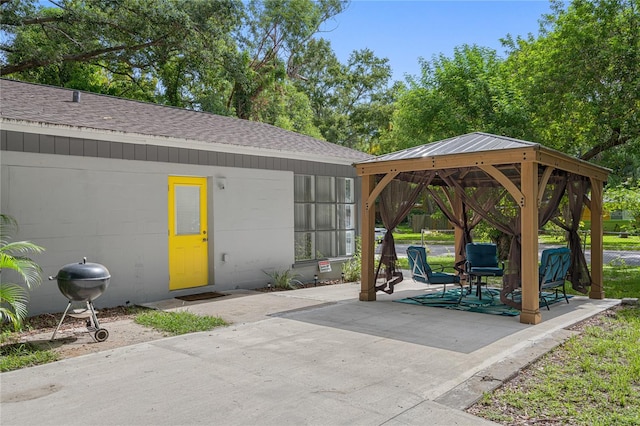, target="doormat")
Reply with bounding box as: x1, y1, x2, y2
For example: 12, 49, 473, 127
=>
394, 288, 572, 316
175, 292, 227, 302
